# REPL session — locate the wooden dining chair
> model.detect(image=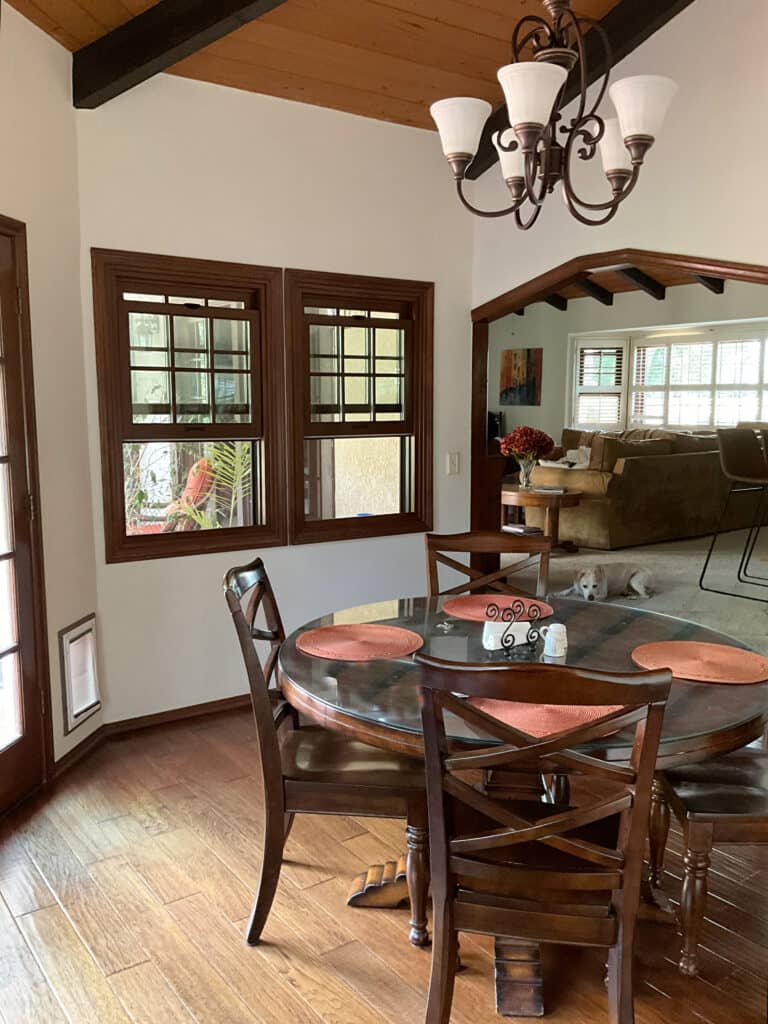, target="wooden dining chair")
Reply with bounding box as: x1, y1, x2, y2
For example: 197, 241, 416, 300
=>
224, 556, 430, 947
651, 748, 768, 976
416, 653, 672, 1024
425, 531, 551, 600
